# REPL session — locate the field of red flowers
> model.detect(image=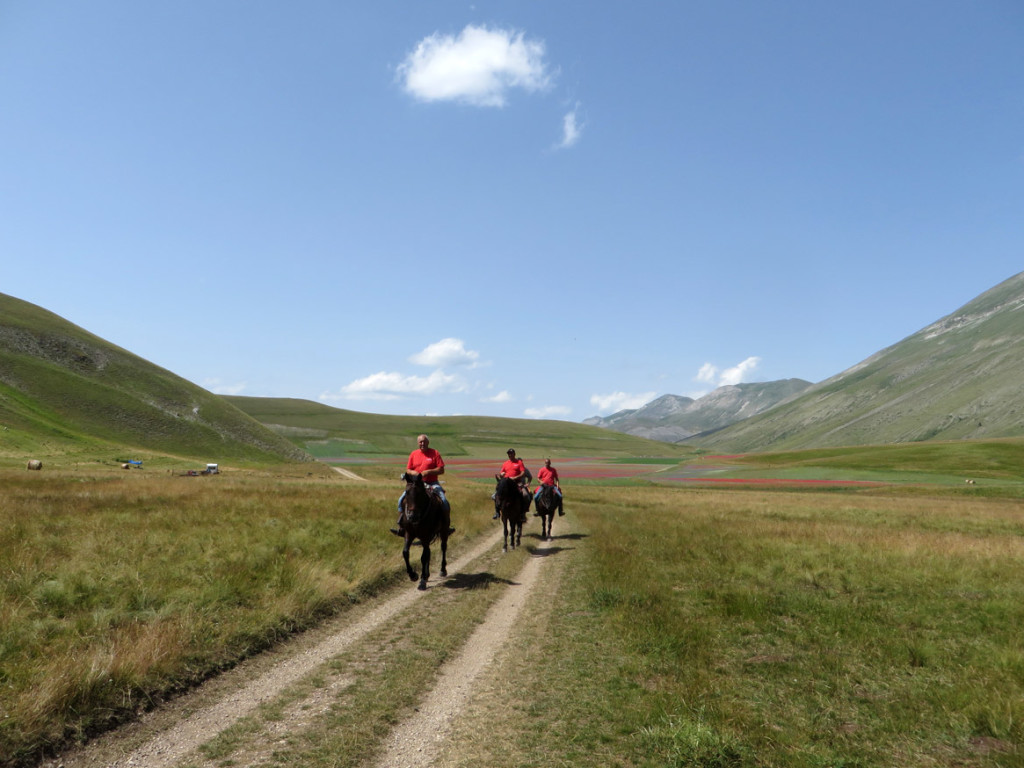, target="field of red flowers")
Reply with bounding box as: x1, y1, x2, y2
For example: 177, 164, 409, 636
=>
440, 457, 884, 487
442, 457, 666, 481
329, 456, 886, 487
